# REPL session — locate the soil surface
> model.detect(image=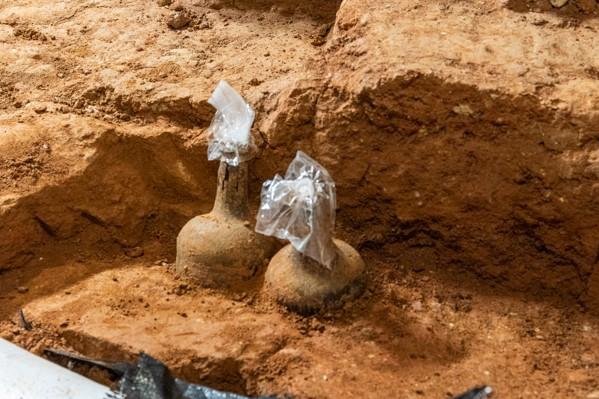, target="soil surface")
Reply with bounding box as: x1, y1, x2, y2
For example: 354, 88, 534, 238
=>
1, 0, 599, 398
